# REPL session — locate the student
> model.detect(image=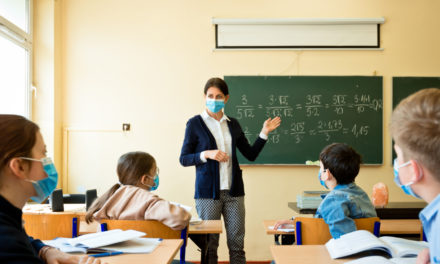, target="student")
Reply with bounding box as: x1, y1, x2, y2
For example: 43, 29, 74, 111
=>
390, 88, 440, 264
274, 143, 377, 238
0, 115, 101, 264
85, 151, 191, 230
